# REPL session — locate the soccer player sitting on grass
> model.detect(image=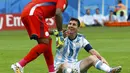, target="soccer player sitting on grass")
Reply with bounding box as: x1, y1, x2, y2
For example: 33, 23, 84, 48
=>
53, 17, 122, 73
